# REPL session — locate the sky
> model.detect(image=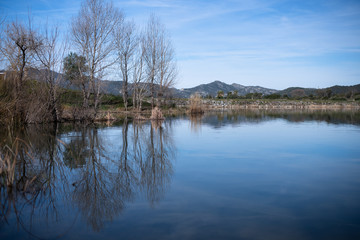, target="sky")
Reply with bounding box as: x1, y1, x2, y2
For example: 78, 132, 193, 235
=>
1, 0, 360, 90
